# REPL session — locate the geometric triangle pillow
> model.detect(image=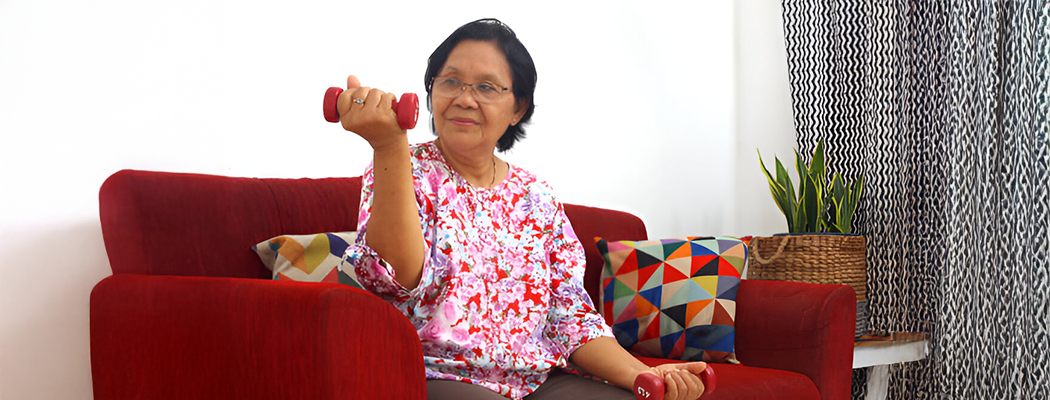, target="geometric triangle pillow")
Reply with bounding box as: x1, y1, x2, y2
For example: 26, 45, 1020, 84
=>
595, 236, 747, 364
252, 232, 361, 288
